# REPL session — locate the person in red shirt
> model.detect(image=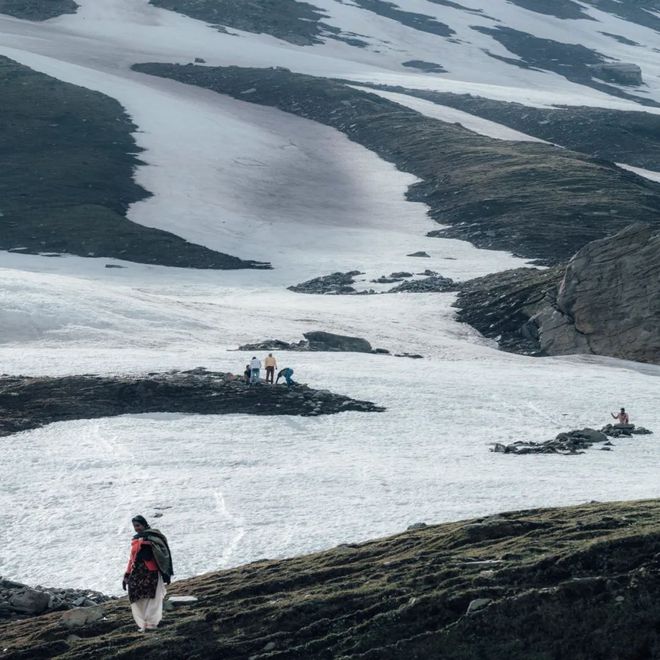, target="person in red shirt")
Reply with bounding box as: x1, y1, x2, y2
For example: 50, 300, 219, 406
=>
122, 515, 173, 631
611, 407, 630, 425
